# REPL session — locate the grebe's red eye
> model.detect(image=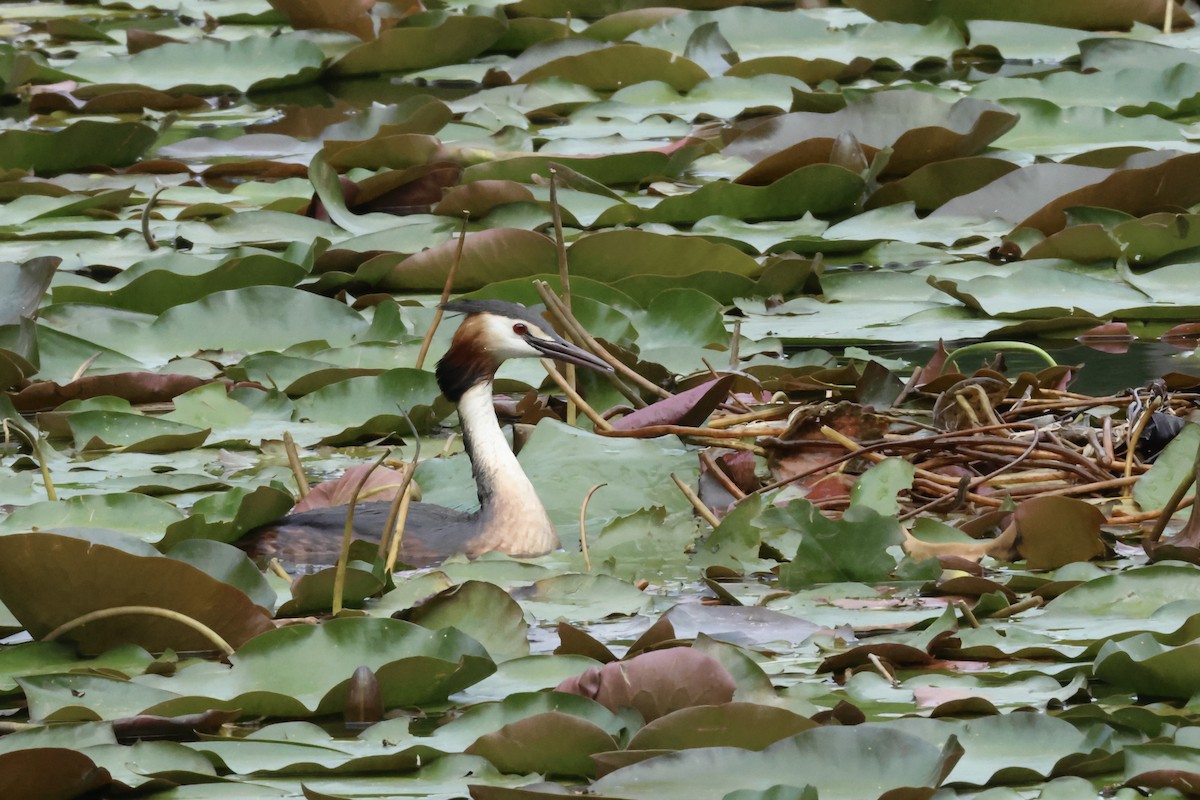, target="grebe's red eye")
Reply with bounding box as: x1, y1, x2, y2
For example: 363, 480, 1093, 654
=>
513, 322, 528, 335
